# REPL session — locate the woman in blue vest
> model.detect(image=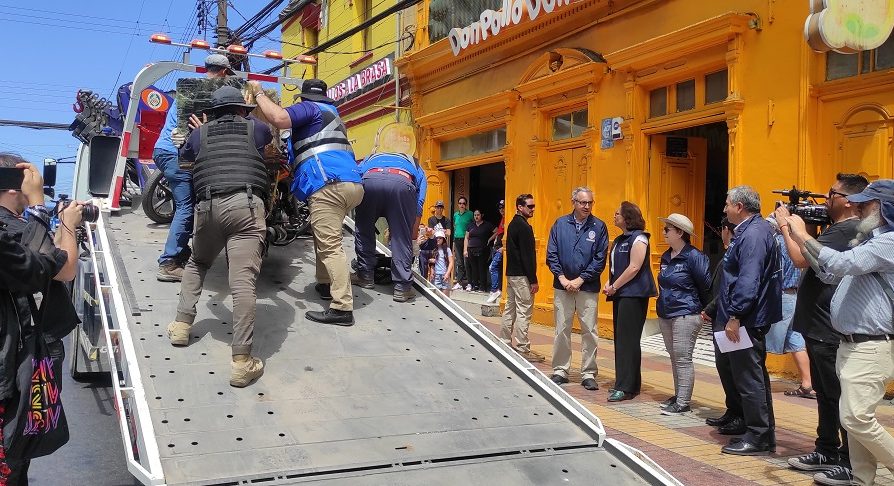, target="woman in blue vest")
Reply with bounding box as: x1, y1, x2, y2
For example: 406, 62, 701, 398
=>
655, 213, 711, 415
604, 201, 657, 402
